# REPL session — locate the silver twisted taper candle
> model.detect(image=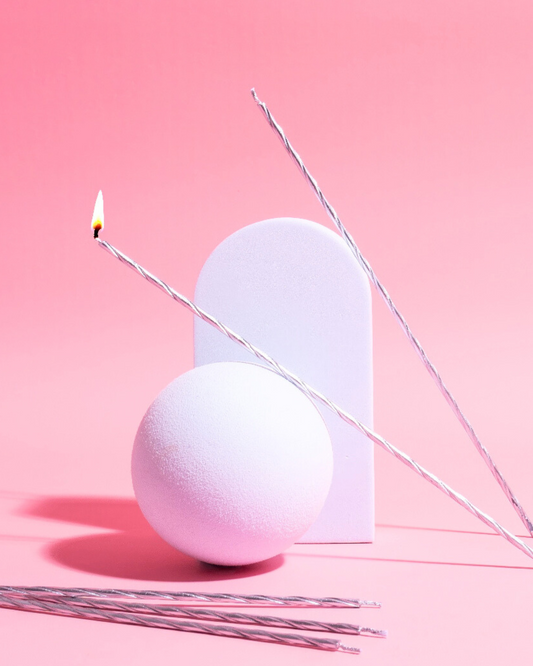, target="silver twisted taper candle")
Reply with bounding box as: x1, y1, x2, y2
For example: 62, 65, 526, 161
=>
250, 88, 533, 538
0, 593, 360, 654
94, 226, 533, 562
7, 592, 386, 637
1, 585, 379, 608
